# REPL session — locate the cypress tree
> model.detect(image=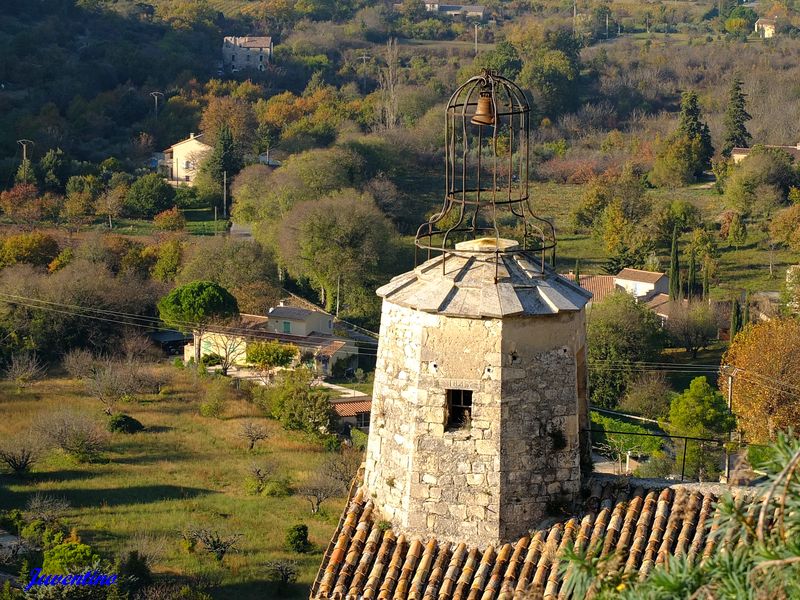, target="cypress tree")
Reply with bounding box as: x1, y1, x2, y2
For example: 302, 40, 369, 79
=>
721, 76, 751, 158
730, 297, 741, 339
204, 124, 242, 188
669, 226, 680, 301
677, 91, 714, 173
574, 259, 581, 286
687, 249, 696, 301
702, 261, 710, 300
